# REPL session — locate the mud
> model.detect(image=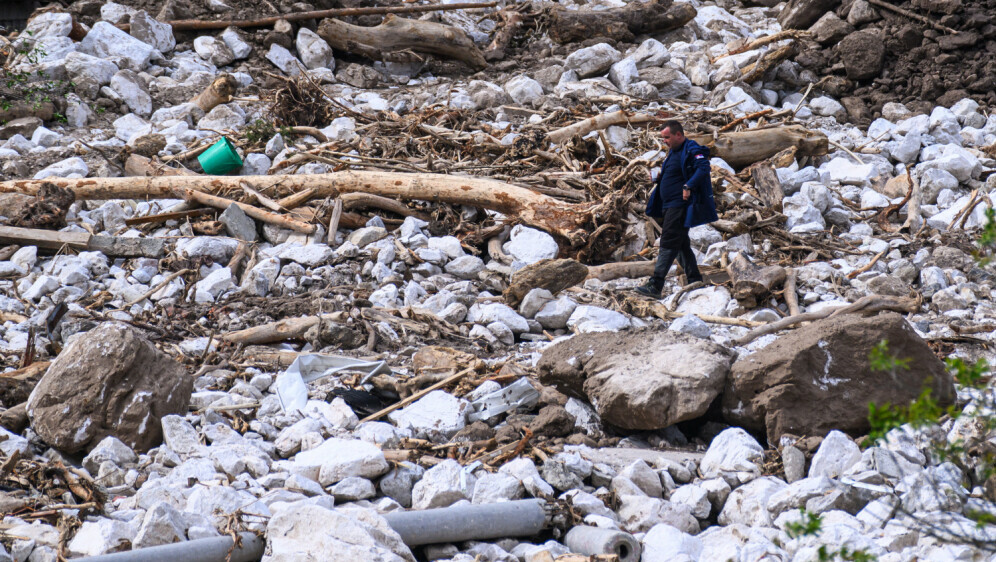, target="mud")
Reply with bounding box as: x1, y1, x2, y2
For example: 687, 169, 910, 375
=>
794, 0, 996, 119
